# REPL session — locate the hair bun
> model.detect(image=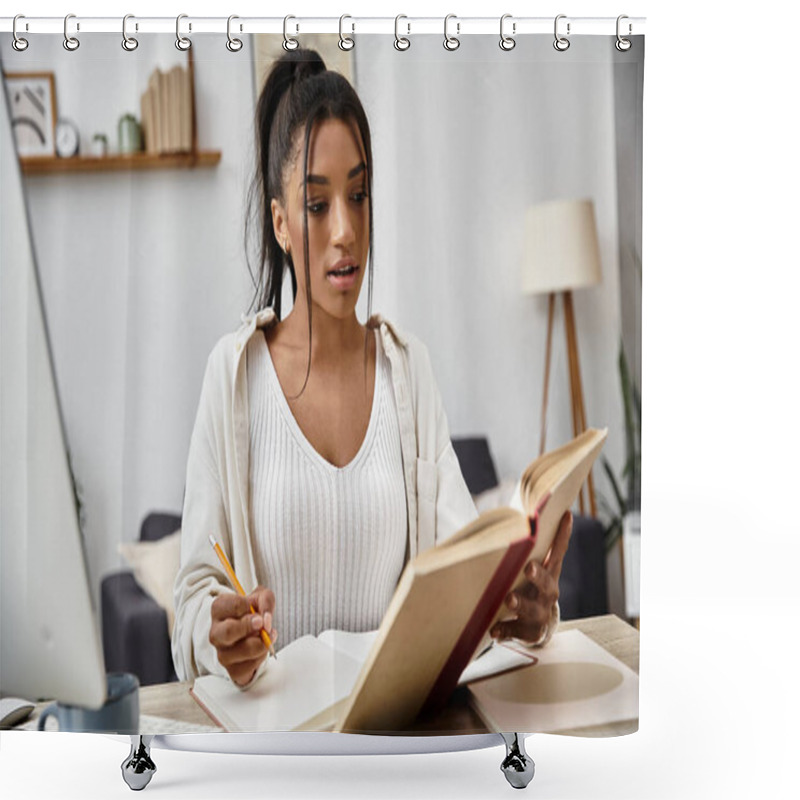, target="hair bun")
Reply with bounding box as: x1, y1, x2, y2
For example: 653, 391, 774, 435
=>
284, 48, 326, 83
264, 49, 326, 116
